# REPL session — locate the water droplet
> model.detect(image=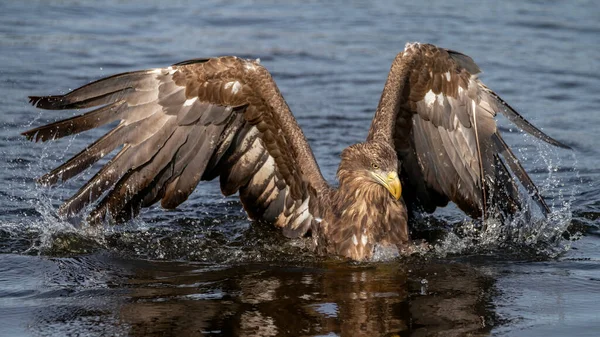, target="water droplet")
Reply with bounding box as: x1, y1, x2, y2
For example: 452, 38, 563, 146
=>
420, 278, 428, 295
